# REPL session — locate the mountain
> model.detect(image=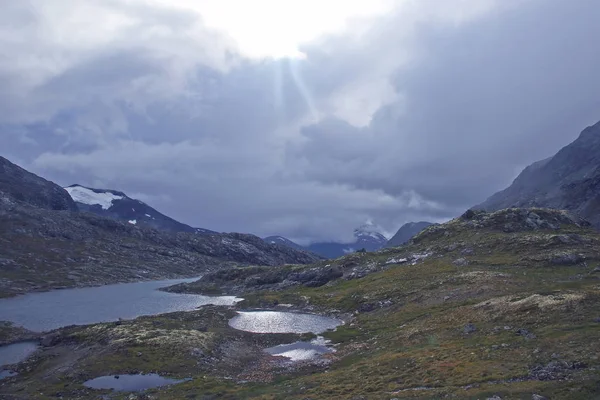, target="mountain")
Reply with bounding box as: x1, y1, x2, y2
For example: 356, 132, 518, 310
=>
0, 157, 320, 297
263, 236, 305, 251
385, 221, 434, 248
306, 223, 388, 258
65, 184, 216, 234
478, 120, 600, 229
